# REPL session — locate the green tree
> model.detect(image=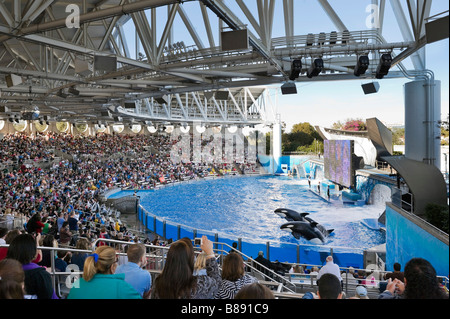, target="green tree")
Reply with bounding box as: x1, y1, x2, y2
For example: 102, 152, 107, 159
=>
391, 127, 405, 145
281, 122, 323, 154
425, 203, 449, 234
